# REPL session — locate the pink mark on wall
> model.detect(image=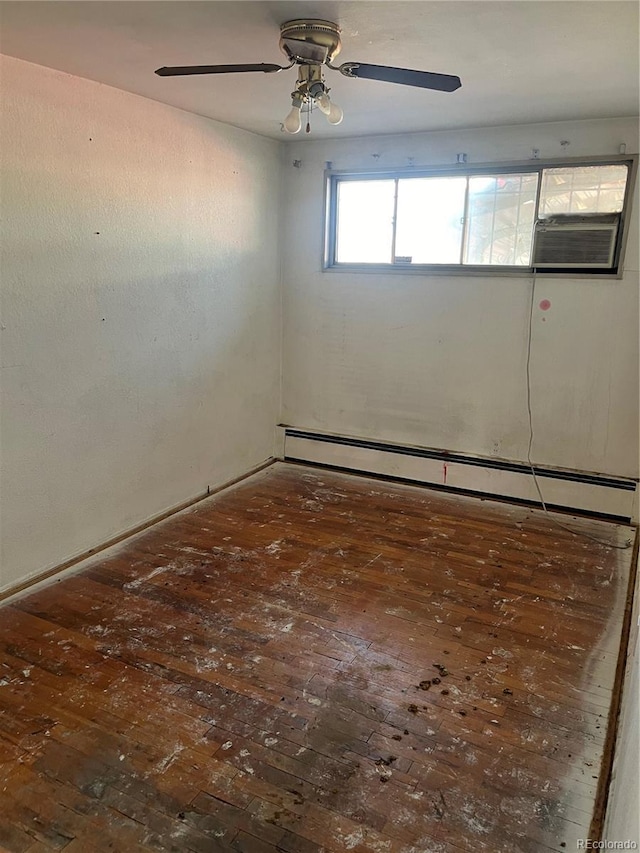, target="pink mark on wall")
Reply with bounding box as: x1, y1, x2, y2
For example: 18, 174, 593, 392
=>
539, 299, 551, 311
